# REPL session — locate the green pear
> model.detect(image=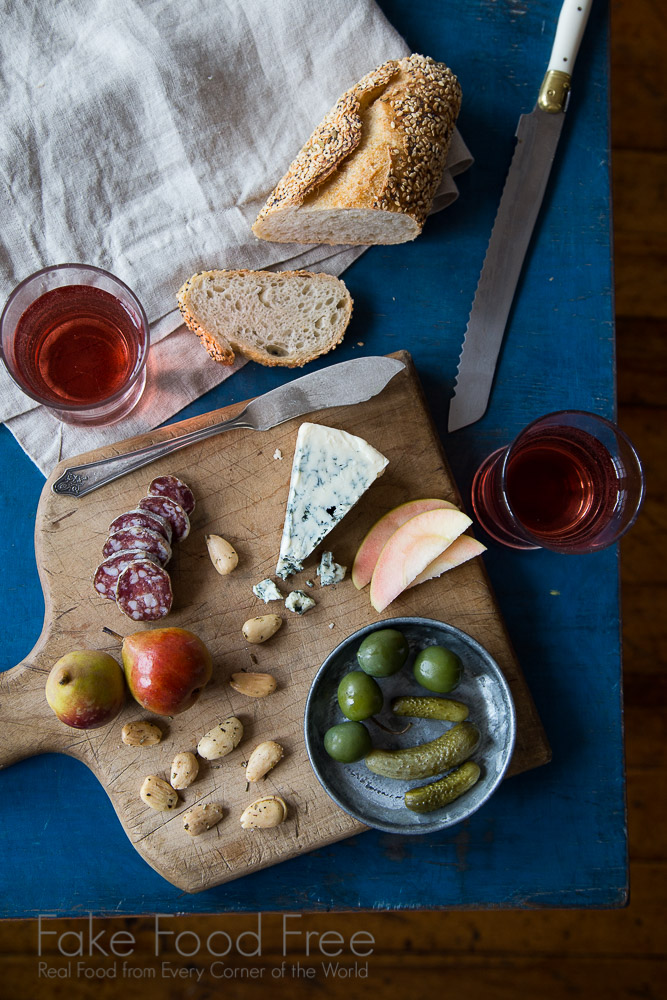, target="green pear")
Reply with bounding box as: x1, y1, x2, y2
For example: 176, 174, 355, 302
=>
45, 650, 126, 729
